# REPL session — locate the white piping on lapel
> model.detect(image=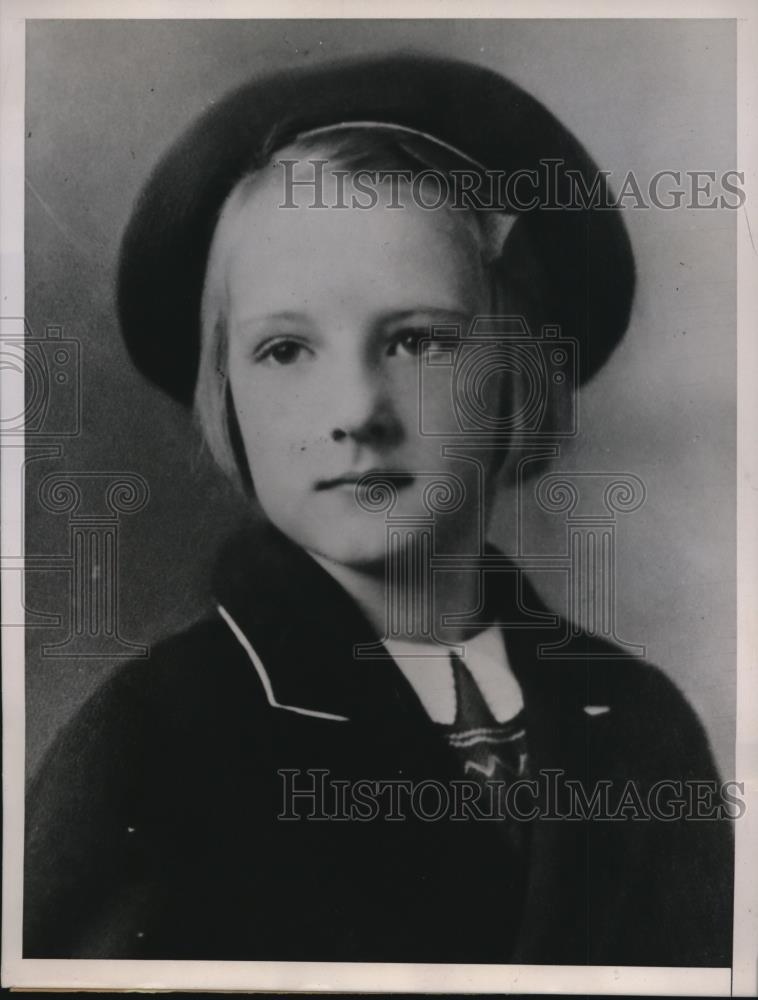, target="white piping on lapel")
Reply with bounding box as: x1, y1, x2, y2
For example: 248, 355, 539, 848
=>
217, 604, 350, 722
